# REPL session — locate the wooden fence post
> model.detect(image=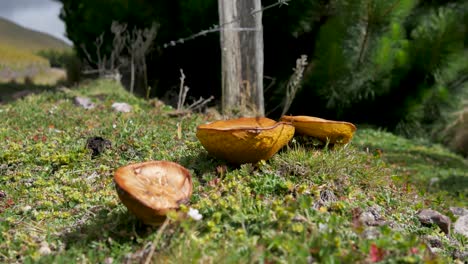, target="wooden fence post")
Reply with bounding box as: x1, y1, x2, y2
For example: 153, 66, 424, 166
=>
218, 0, 264, 116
